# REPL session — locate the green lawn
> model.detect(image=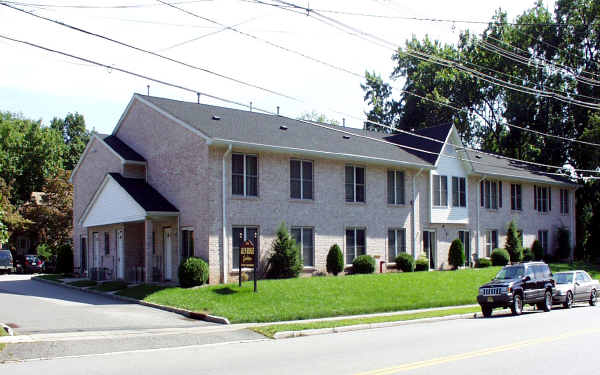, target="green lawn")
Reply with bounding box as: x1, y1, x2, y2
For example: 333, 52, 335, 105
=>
550, 262, 600, 279
117, 268, 501, 323
0, 325, 7, 352
35, 274, 68, 283
91, 281, 129, 292
252, 306, 481, 338
68, 280, 97, 287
